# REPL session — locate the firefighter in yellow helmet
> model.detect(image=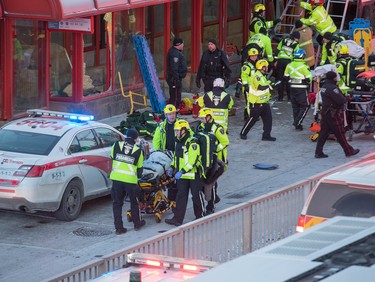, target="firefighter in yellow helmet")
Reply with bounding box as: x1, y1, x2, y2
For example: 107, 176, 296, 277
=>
196, 108, 229, 215
241, 48, 260, 120
165, 120, 204, 226
249, 3, 281, 38
240, 59, 276, 141
298, 0, 337, 45
153, 104, 178, 152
